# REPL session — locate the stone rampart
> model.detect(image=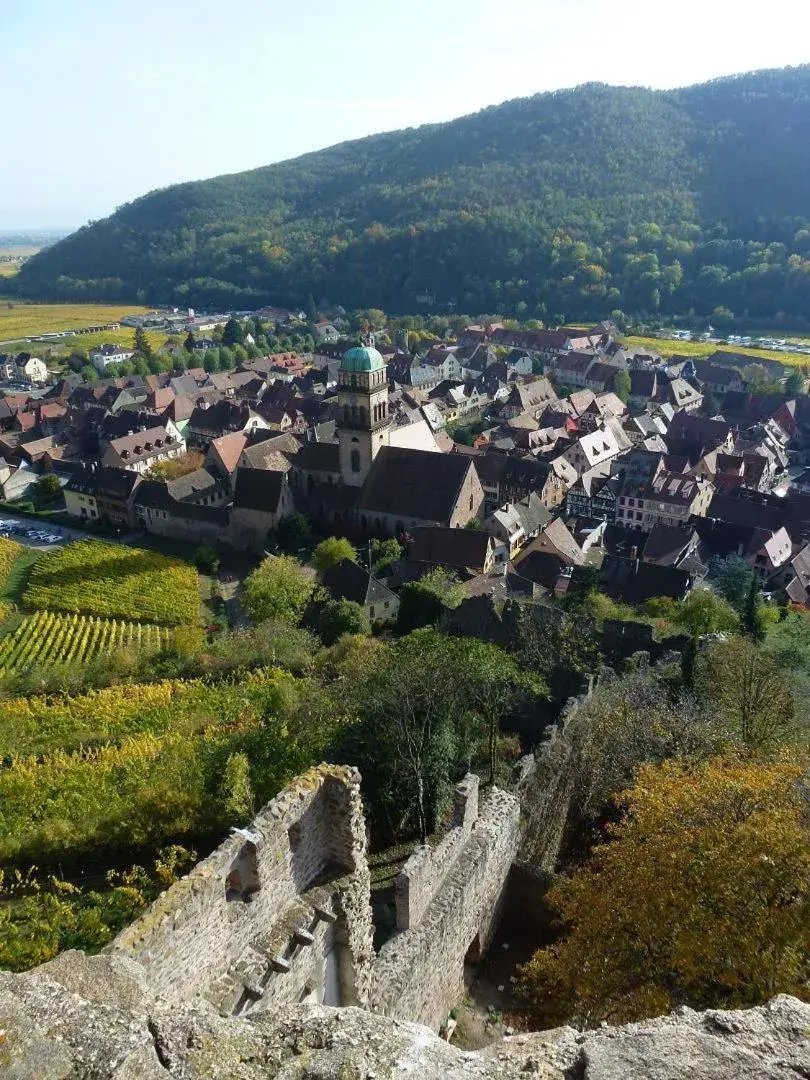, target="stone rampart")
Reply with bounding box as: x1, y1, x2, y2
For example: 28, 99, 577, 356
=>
106, 763, 374, 1013
395, 773, 479, 930
371, 784, 521, 1030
